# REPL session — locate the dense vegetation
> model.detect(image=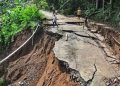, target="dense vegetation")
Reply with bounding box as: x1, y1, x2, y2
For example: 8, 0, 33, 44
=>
0, 1, 48, 85
0, 0, 47, 49
46, 0, 120, 27
0, 0, 119, 86
0, 0, 119, 49
0, 79, 6, 86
